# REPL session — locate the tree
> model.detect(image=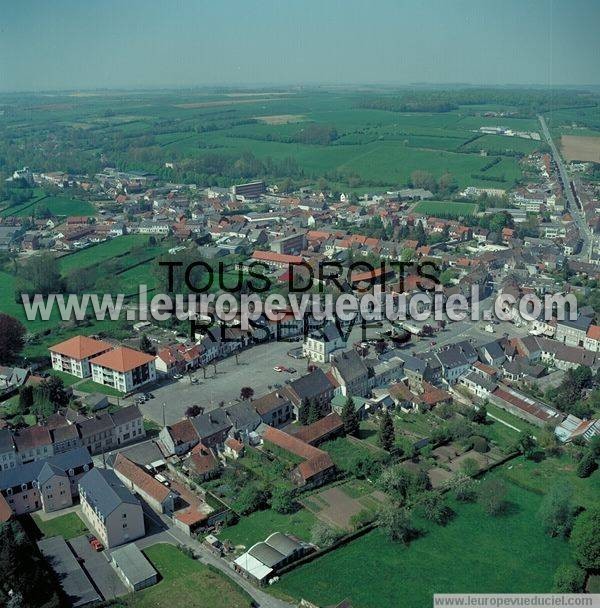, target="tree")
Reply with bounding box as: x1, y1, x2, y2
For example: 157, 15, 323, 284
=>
37, 377, 68, 407
450, 473, 478, 502
18, 385, 34, 413
378, 465, 418, 502
377, 506, 416, 544
519, 433, 537, 459
478, 479, 508, 516
232, 485, 267, 516
471, 436, 489, 454
552, 564, 586, 593
576, 451, 598, 478
307, 399, 320, 424
185, 405, 202, 418
139, 334, 153, 354
378, 409, 395, 452
0, 314, 26, 364
0, 519, 64, 608
239, 386, 255, 401
270, 485, 296, 514
341, 396, 360, 437
410, 170, 436, 192
310, 522, 341, 548
537, 482, 576, 539
472, 404, 487, 424
460, 457, 479, 477
16, 252, 63, 296
571, 506, 600, 570
417, 491, 453, 526
298, 398, 309, 425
